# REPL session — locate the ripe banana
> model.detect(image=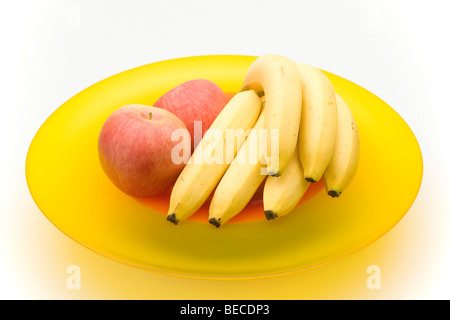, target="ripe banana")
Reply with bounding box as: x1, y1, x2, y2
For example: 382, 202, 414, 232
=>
167, 90, 262, 225
323, 94, 360, 198
296, 62, 337, 183
263, 143, 310, 220
208, 106, 267, 228
240, 54, 302, 177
